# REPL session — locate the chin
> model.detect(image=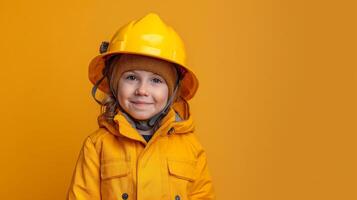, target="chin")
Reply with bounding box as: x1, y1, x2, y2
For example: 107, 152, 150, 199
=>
129, 112, 155, 121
